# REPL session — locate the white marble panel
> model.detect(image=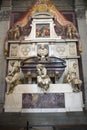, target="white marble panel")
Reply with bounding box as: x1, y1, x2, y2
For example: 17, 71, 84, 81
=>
50, 44, 68, 57
65, 92, 83, 111
49, 42, 77, 58
13, 84, 73, 94
19, 44, 37, 57
68, 42, 77, 56
10, 44, 19, 57
49, 44, 54, 56
4, 93, 22, 112
4, 90, 83, 112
